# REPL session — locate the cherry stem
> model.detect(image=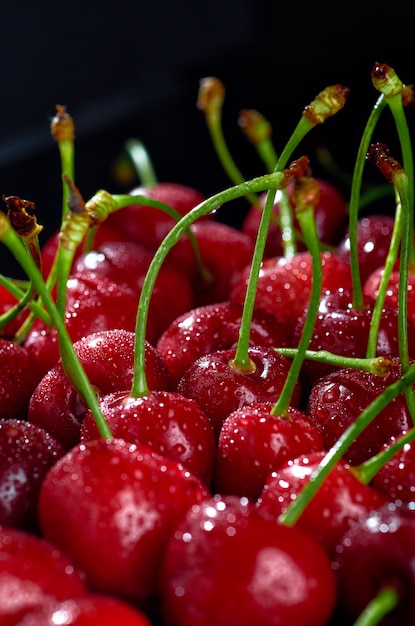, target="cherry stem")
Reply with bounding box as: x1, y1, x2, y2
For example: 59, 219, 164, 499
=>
197, 77, 261, 208
50, 105, 75, 222
129, 170, 289, 397
0, 213, 112, 438
238, 109, 278, 173
275, 349, 395, 376
347, 94, 387, 310
351, 586, 399, 626
354, 425, 415, 484
278, 359, 415, 526
271, 177, 322, 416
124, 139, 158, 186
